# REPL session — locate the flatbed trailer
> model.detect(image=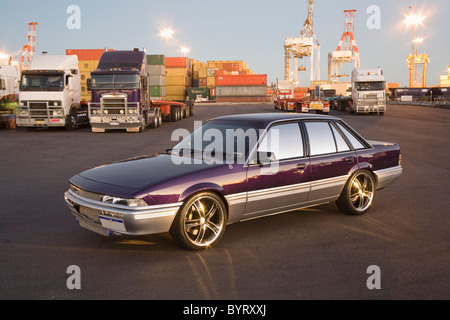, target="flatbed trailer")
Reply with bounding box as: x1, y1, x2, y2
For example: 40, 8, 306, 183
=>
275, 98, 330, 114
